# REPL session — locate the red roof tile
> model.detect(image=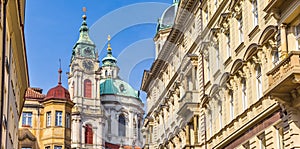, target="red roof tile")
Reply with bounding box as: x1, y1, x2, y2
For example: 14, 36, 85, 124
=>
25, 87, 45, 99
